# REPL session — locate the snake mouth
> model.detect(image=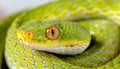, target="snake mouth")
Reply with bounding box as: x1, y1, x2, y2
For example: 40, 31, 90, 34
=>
20, 39, 89, 55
